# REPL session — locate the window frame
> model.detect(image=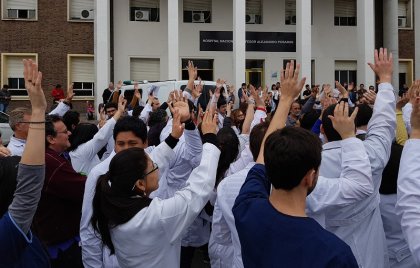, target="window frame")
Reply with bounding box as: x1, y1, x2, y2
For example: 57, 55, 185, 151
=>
67, 54, 95, 100
181, 58, 214, 81
334, 0, 357, 26
67, 0, 94, 22
1, 53, 38, 100
1, 0, 38, 21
